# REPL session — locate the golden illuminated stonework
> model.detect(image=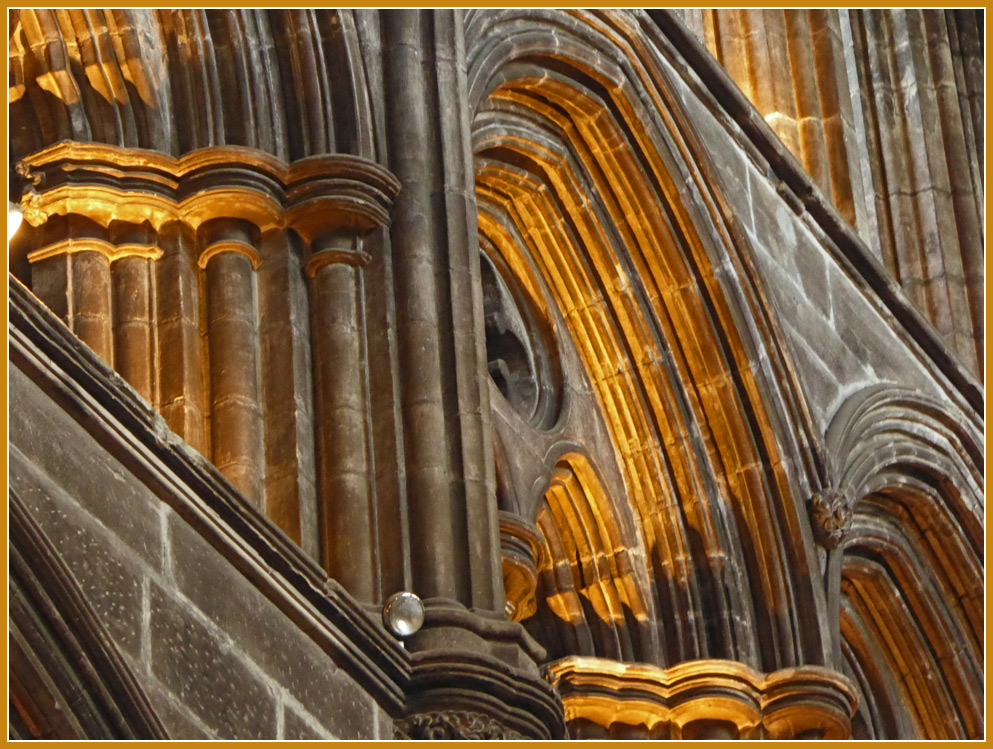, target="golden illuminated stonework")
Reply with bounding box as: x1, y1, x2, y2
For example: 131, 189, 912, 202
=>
548, 656, 859, 740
